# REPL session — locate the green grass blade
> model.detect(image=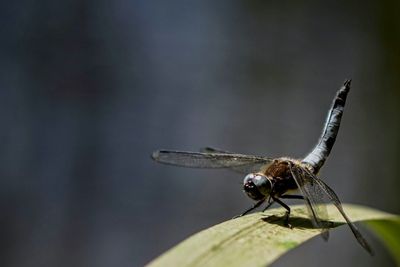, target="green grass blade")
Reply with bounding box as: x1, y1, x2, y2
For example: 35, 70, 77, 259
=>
147, 204, 398, 267
365, 218, 400, 265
